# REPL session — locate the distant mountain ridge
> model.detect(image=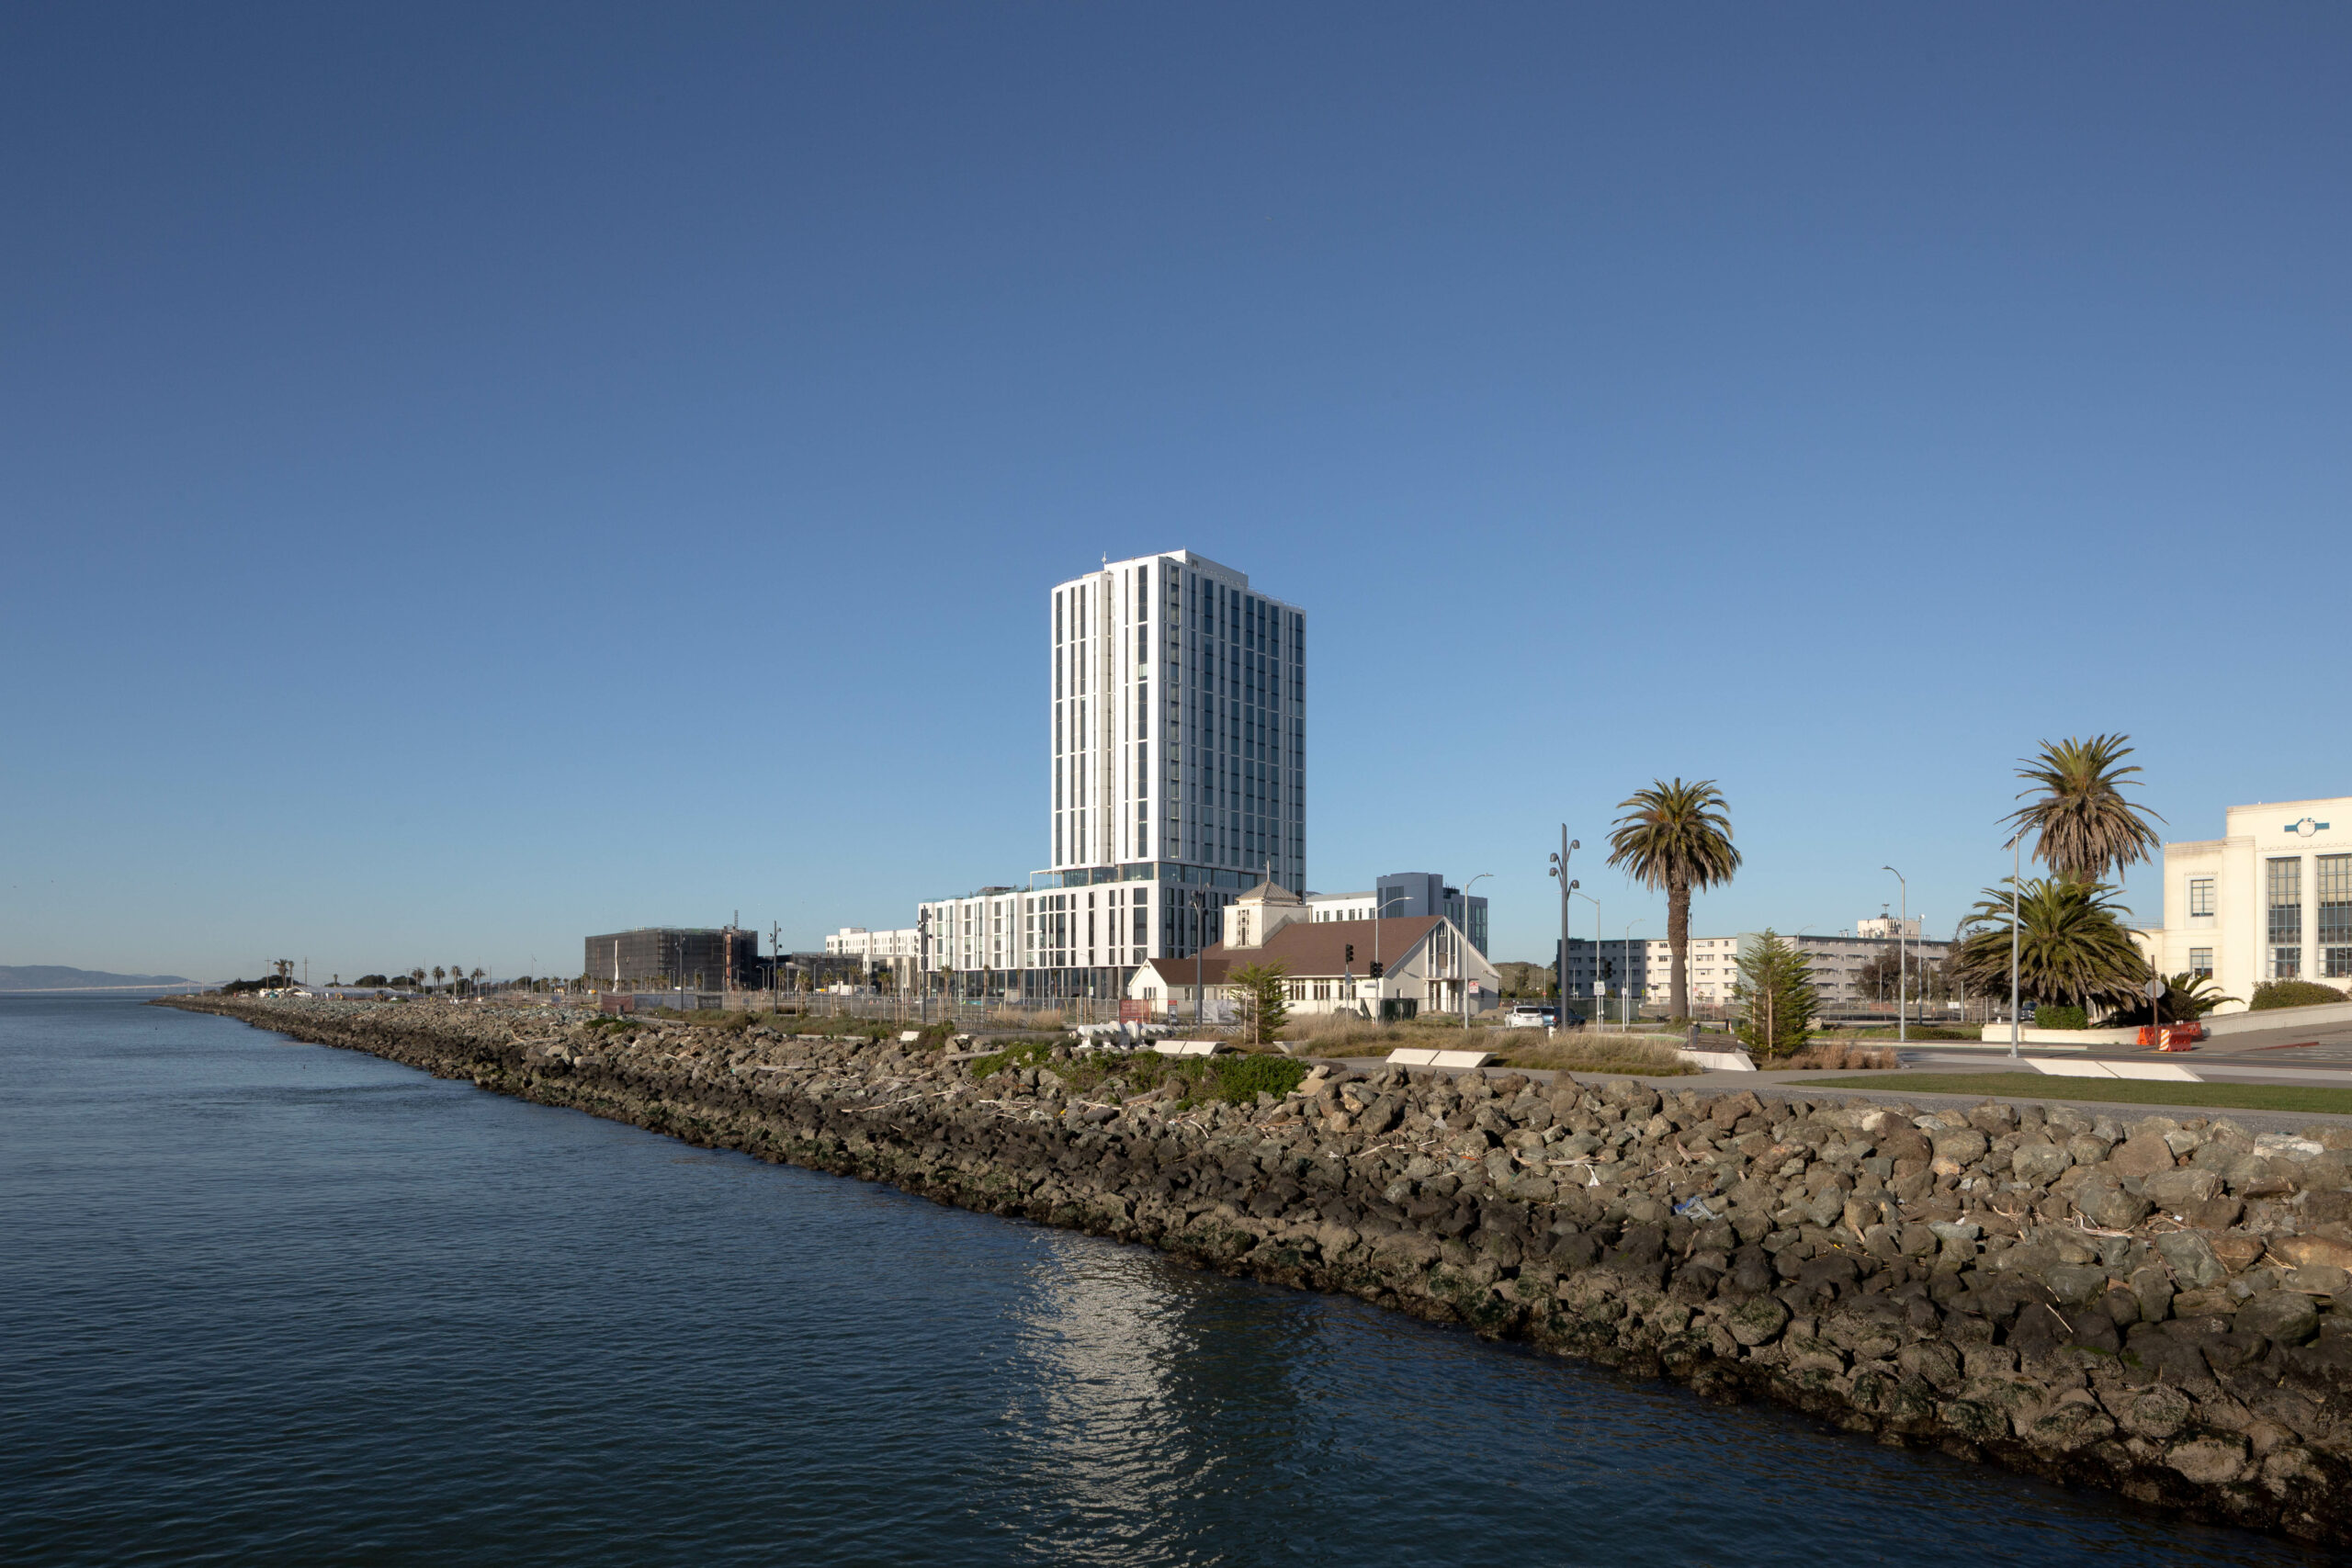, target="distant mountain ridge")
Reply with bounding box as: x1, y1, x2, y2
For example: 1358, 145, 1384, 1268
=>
0, 964, 197, 991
